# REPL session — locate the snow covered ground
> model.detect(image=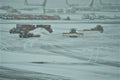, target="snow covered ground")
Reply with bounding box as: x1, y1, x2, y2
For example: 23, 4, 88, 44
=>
0, 0, 120, 79
0, 21, 120, 80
